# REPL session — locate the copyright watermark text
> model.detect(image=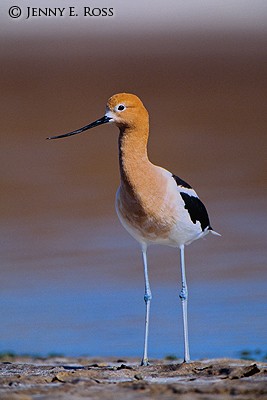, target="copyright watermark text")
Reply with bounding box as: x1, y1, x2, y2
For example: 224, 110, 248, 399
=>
8, 6, 114, 19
